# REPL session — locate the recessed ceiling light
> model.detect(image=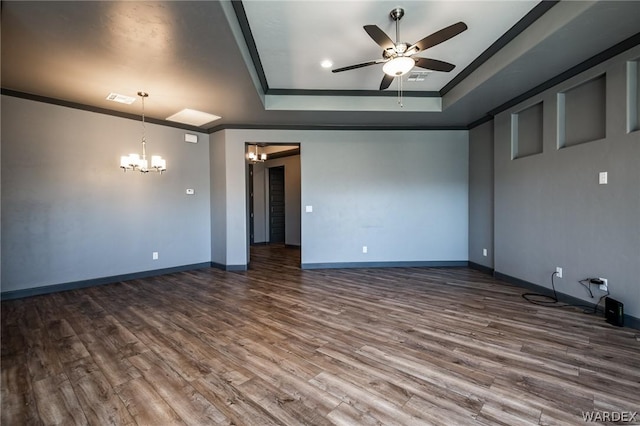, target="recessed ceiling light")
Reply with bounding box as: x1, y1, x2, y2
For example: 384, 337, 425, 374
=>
106, 92, 136, 104
166, 109, 221, 127
321, 59, 333, 69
